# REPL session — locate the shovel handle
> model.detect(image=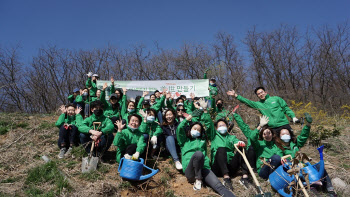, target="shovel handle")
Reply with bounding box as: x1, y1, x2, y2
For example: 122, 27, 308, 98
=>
234, 144, 263, 192
89, 141, 95, 157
